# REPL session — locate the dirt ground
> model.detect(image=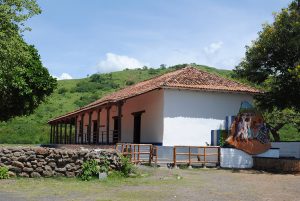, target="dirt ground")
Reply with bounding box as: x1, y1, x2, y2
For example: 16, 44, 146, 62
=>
0, 167, 299, 201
